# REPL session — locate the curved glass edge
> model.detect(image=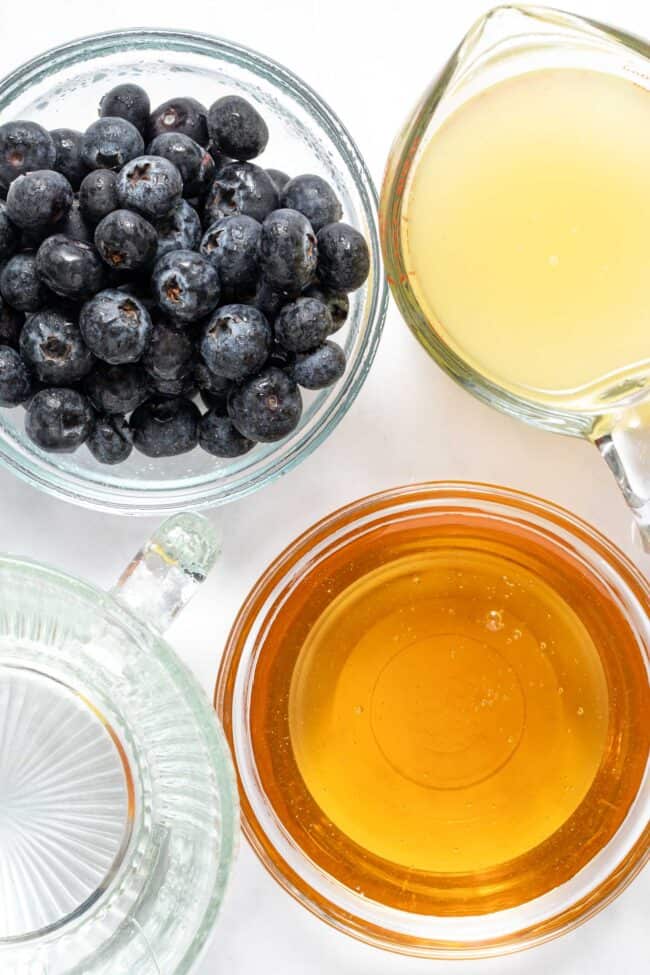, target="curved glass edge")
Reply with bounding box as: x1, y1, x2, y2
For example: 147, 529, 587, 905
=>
215, 481, 650, 959
0, 29, 388, 515
380, 4, 650, 441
